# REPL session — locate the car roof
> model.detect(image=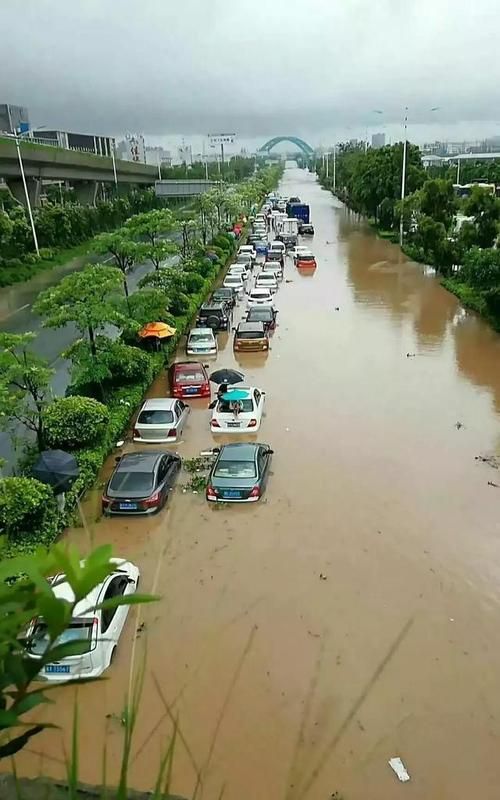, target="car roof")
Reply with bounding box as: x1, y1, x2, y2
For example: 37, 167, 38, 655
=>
250, 288, 272, 295
270, 241, 284, 246
236, 322, 265, 333
173, 360, 206, 371
298, 251, 314, 257
141, 398, 177, 411
189, 326, 214, 335
117, 452, 164, 472
218, 442, 261, 461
